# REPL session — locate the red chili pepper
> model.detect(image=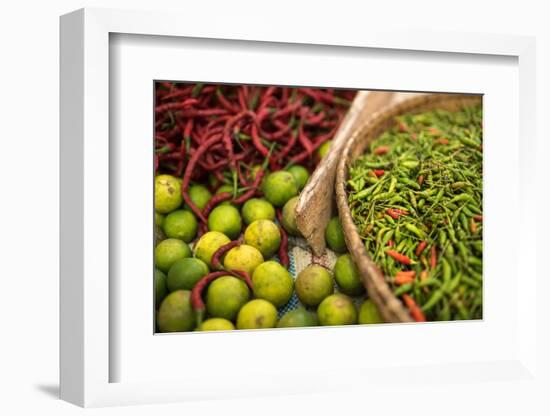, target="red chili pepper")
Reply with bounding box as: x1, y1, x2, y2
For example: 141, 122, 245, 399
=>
386, 208, 408, 219
385, 250, 412, 265
415, 241, 428, 257
473, 215, 483, 222
387, 240, 394, 247
228, 269, 254, 291
181, 135, 221, 223
202, 192, 232, 218
430, 246, 437, 269
154, 98, 199, 113
402, 294, 426, 322
435, 138, 449, 145
397, 121, 409, 132
233, 169, 266, 205
417, 175, 424, 186
191, 271, 229, 326
395, 271, 415, 285
373, 146, 390, 155
373, 169, 385, 177
211, 240, 241, 270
